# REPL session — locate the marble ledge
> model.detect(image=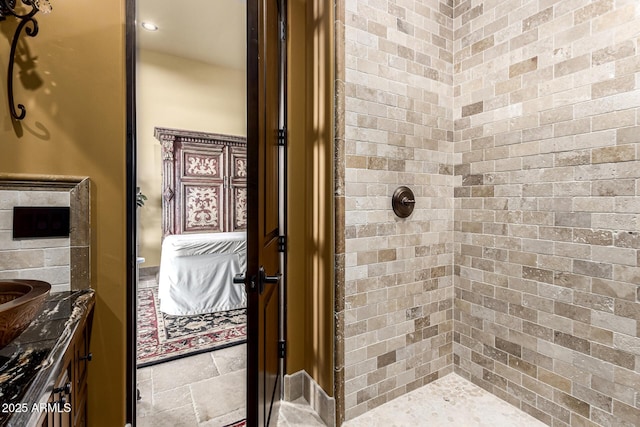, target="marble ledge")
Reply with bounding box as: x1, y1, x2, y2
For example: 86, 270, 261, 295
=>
0, 289, 95, 427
